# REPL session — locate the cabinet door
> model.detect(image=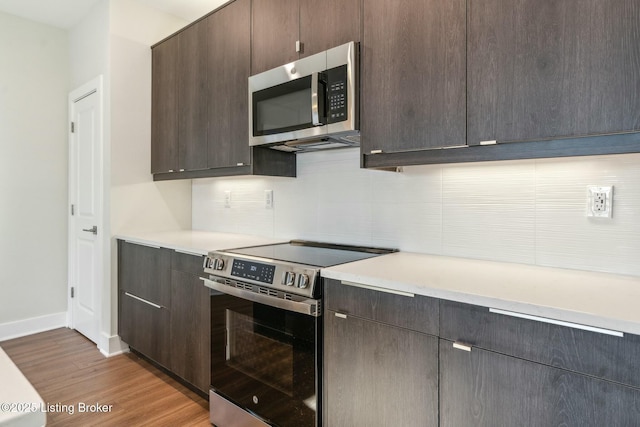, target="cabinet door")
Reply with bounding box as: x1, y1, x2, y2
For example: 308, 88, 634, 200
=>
170, 269, 210, 393
468, 0, 640, 146
151, 36, 179, 174
251, 0, 299, 75
440, 340, 640, 426
207, 0, 251, 168
298, 0, 360, 58
177, 20, 209, 171
118, 241, 171, 307
361, 0, 466, 156
119, 290, 171, 369
324, 311, 438, 427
